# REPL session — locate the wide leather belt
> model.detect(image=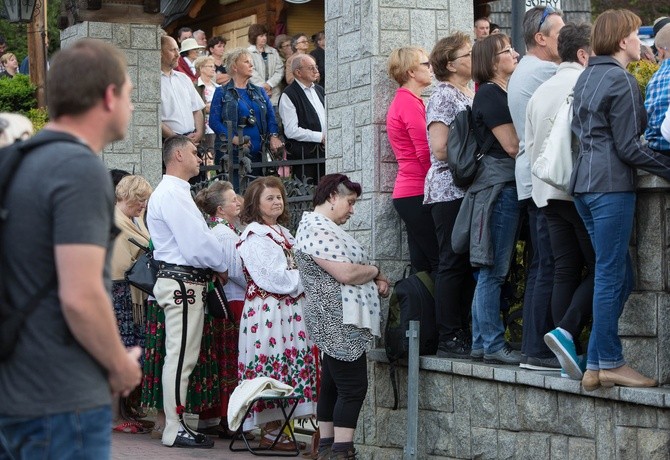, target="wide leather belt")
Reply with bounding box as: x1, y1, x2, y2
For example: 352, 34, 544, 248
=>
157, 262, 212, 284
